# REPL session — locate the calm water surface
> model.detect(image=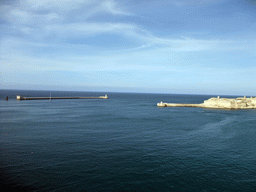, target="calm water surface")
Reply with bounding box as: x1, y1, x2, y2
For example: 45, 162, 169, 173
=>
1, 90, 256, 191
